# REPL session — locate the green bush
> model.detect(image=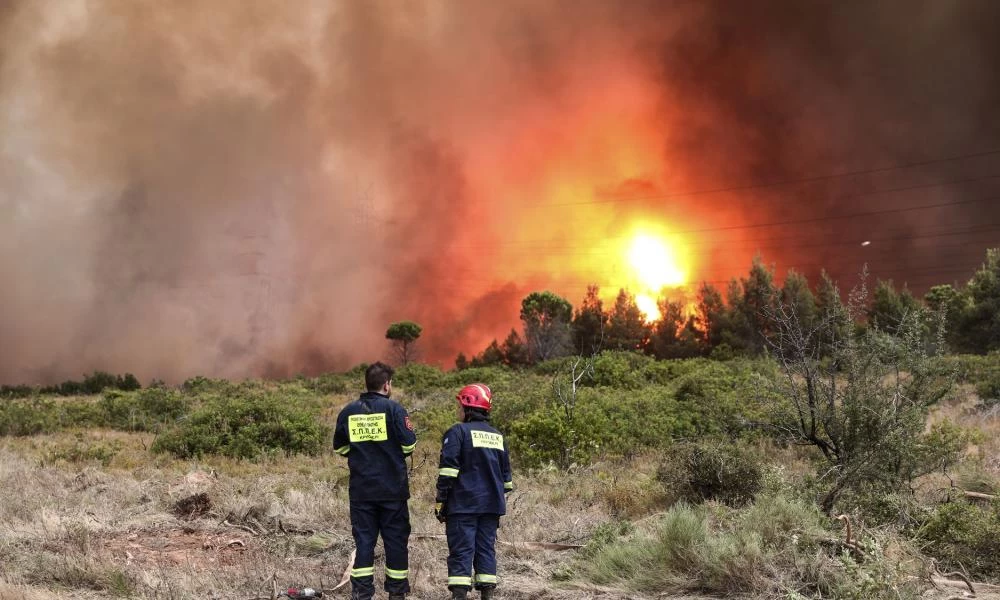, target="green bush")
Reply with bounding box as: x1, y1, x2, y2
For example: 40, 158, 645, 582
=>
587, 351, 655, 389
917, 499, 1000, 579
304, 373, 349, 395
0, 384, 35, 399
657, 442, 765, 507
180, 375, 230, 394
393, 363, 447, 395
576, 496, 919, 598
100, 388, 188, 432
42, 436, 122, 466
445, 365, 515, 390
151, 392, 326, 459
975, 369, 1000, 405
0, 397, 61, 435
0, 396, 105, 435
37, 371, 141, 396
